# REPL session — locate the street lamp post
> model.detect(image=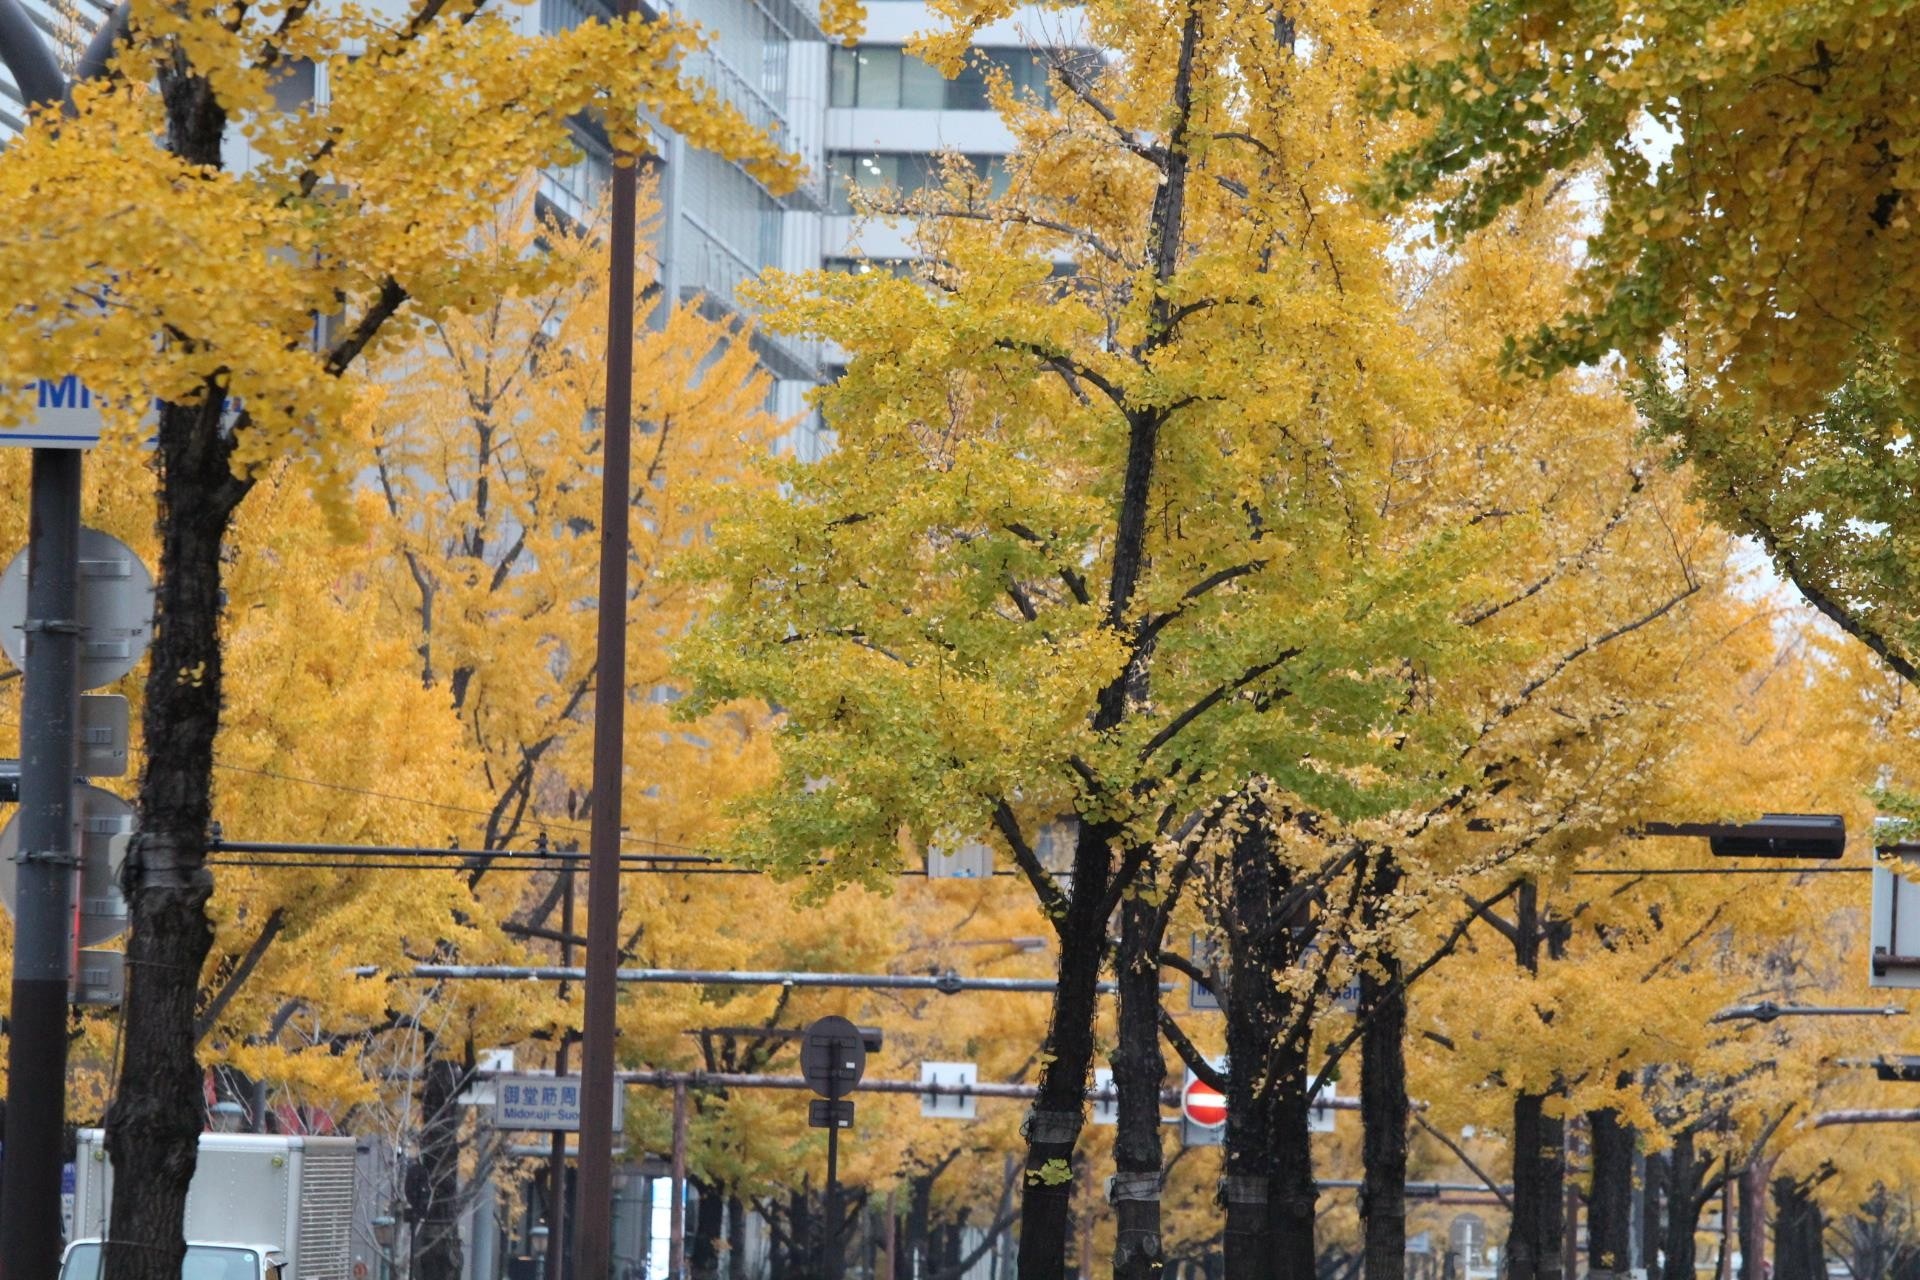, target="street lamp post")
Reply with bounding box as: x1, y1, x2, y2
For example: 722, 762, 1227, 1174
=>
1709, 1001, 1904, 1025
